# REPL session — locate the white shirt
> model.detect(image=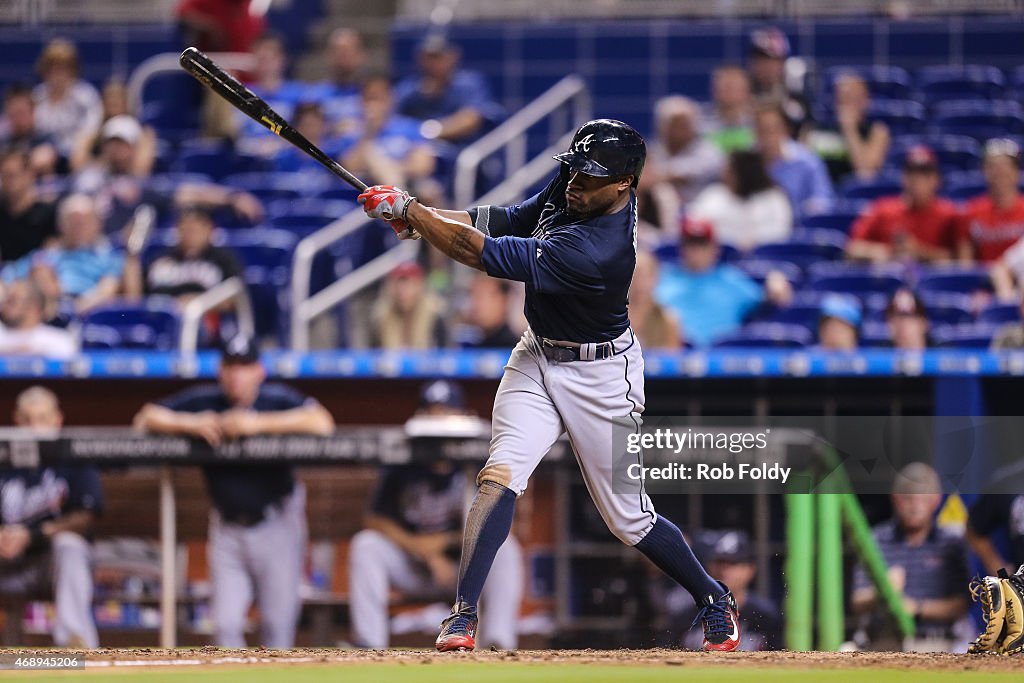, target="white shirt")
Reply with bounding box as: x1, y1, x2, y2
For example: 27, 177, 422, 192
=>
647, 137, 725, 206
33, 80, 102, 155
688, 183, 794, 251
0, 323, 78, 359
